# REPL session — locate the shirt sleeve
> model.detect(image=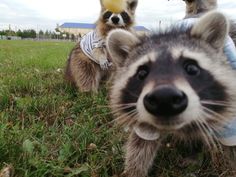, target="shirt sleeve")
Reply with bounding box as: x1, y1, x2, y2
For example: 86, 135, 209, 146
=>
224, 36, 236, 69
